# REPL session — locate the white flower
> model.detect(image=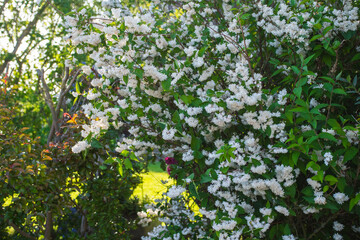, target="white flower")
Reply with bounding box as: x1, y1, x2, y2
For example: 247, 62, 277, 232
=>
324, 152, 333, 165
333, 192, 349, 205
72, 141, 90, 153
185, 117, 199, 127
182, 150, 194, 162
166, 186, 186, 198
333, 221, 344, 232
91, 78, 103, 87
192, 57, 204, 68
314, 191, 327, 205
277, 89, 287, 105
184, 46, 196, 57
333, 233, 343, 240
275, 206, 289, 216
162, 128, 176, 140
259, 208, 272, 216
282, 235, 296, 240
86, 91, 101, 100
82, 65, 92, 75
266, 179, 284, 197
